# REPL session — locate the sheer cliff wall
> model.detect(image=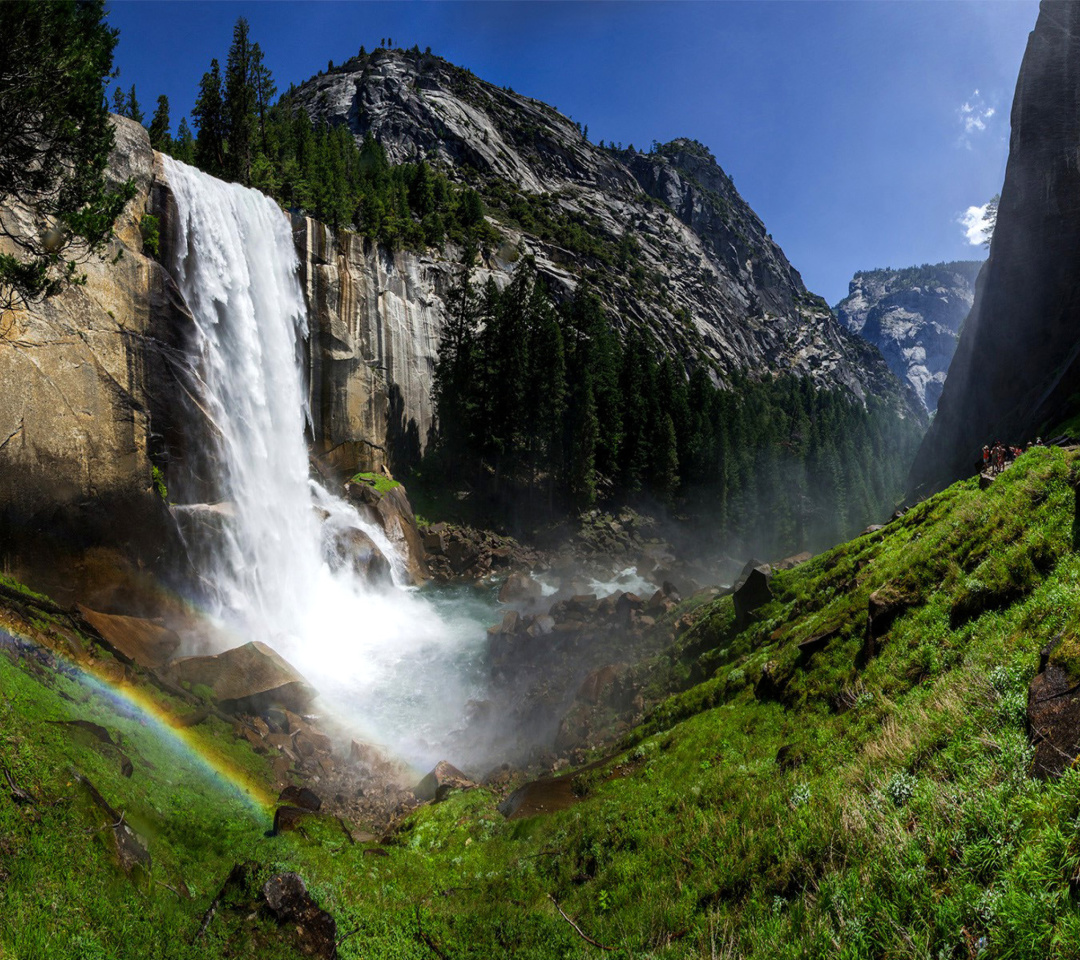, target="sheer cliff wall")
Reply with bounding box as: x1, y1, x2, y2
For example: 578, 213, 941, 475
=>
911, 1, 1080, 492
